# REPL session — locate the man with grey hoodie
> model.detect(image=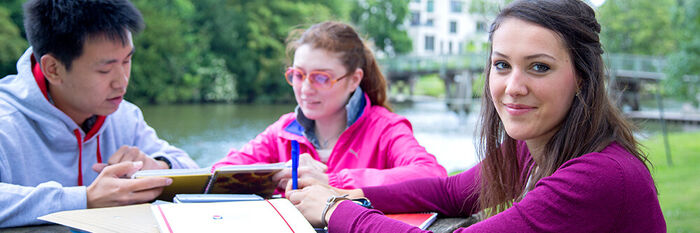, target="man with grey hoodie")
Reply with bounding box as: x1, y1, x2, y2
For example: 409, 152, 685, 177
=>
0, 0, 199, 228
